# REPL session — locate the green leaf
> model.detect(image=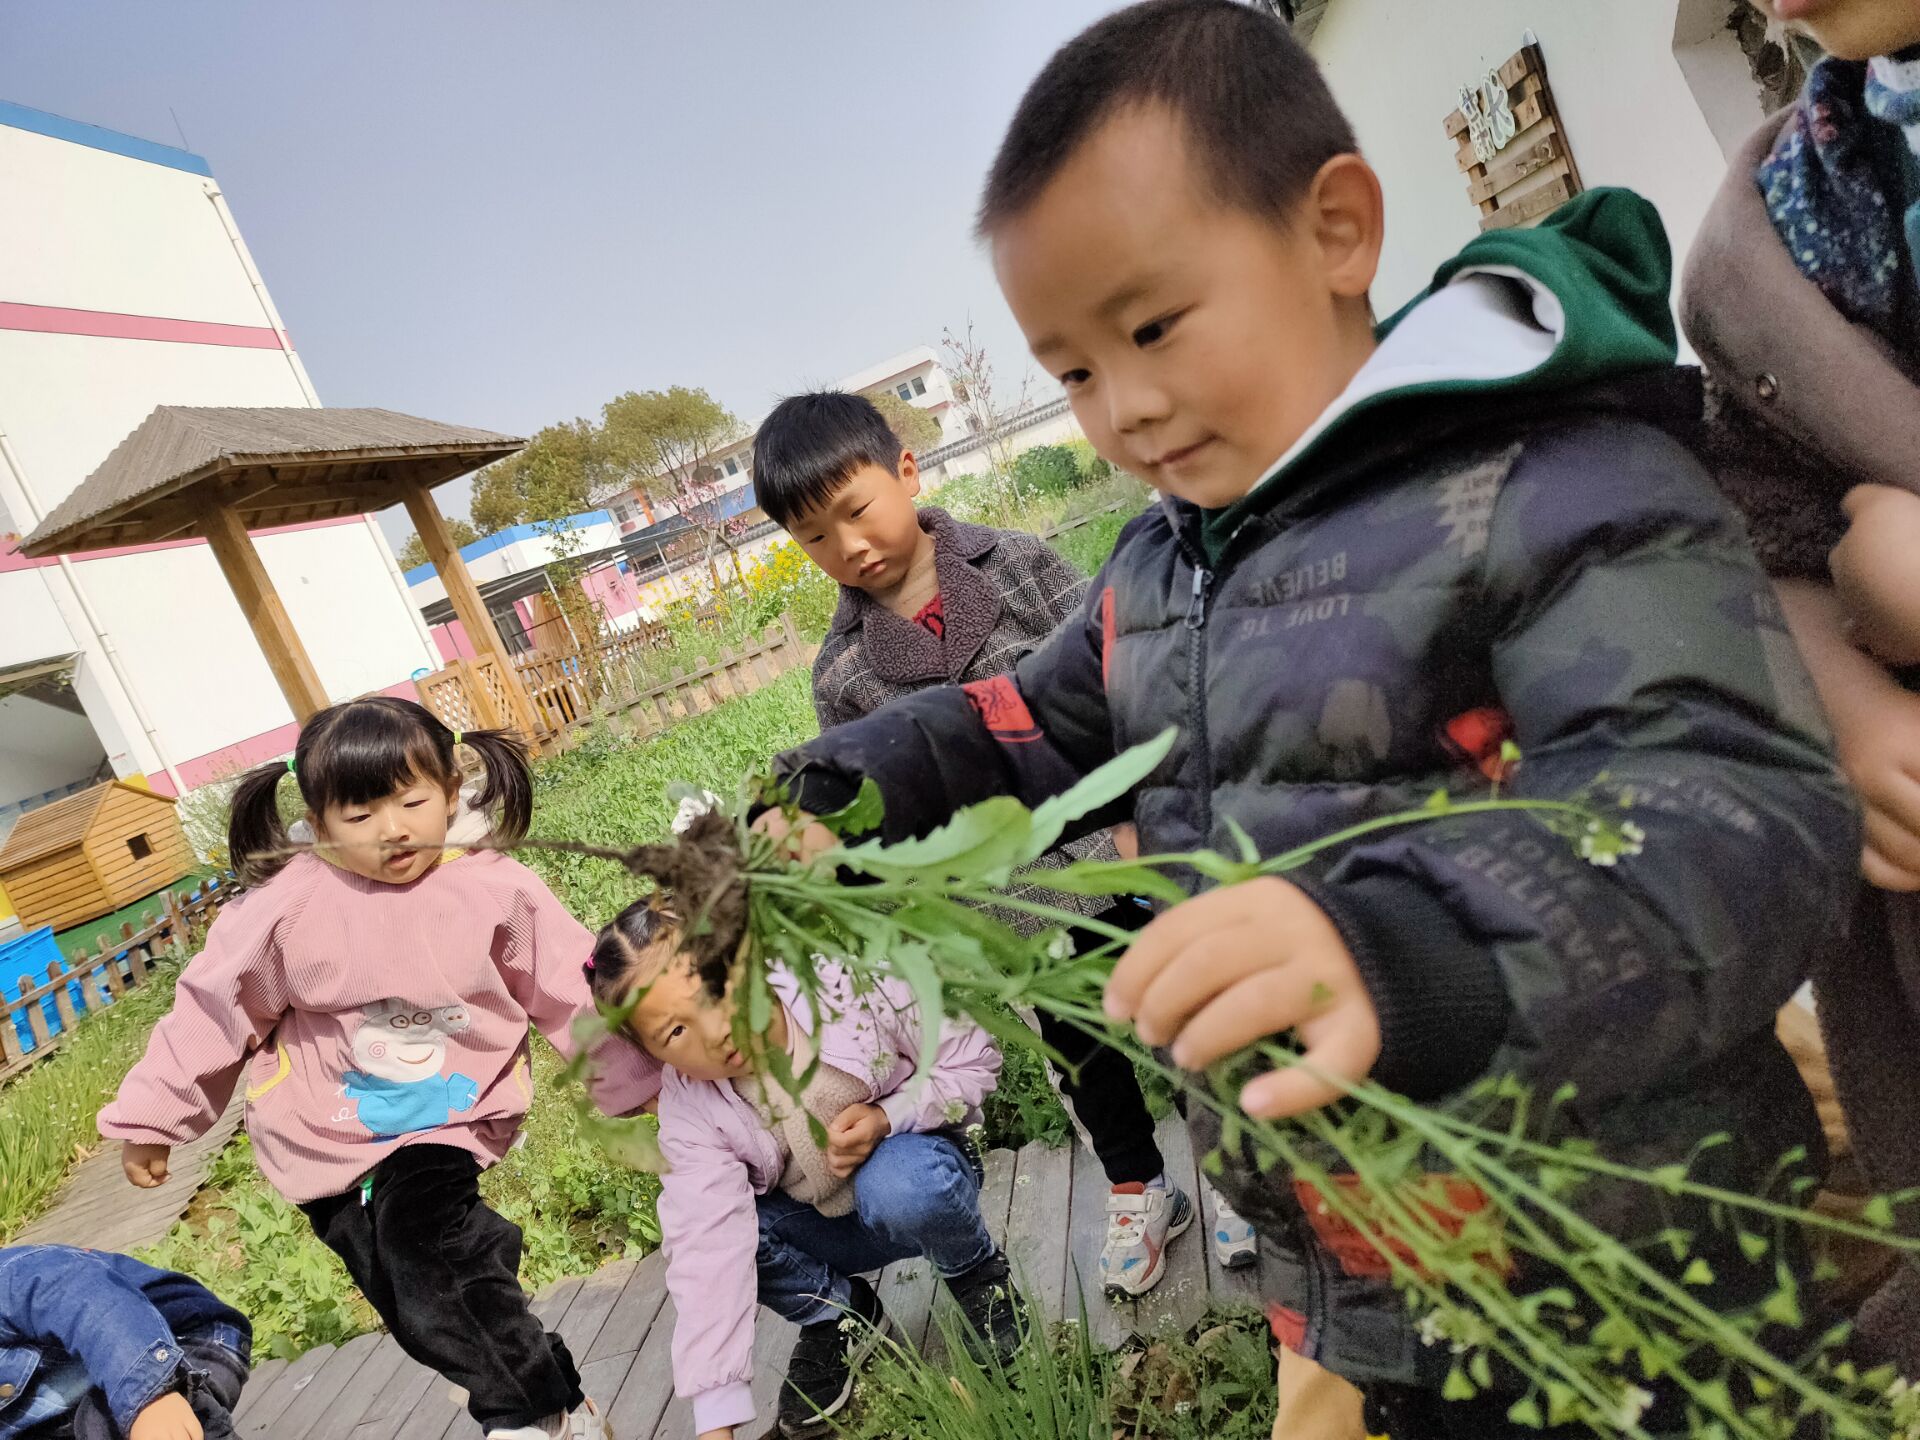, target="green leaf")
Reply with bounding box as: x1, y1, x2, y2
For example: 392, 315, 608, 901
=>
1224, 815, 1260, 865
889, 940, 948, 1095
842, 796, 1035, 885
1042, 859, 1187, 904
1442, 1366, 1477, 1402
817, 777, 885, 837
1423, 788, 1452, 813
1023, 728, 1178, 860
1651, 1163, 1688, 1195
1506, 1397, 1544, 1429
1863, 1194, 1896, 1229
1737, 1231, 1769, 1262
1468, 1351, 1493, 1389
1682, 1258, 1715, 1286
